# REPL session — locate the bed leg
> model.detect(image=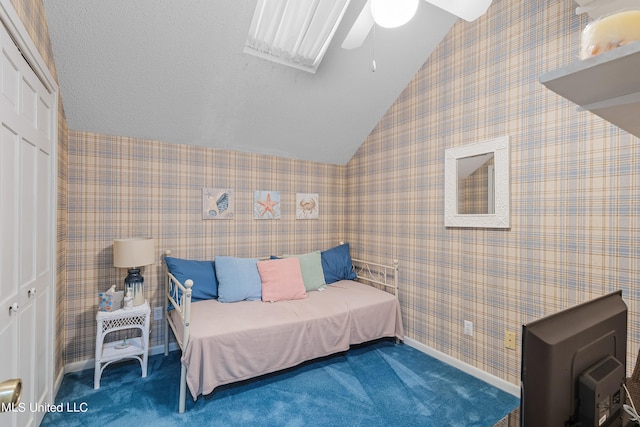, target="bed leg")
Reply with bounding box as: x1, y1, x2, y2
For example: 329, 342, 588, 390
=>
179, 363, 187, 414
164, 250, 169, 357
164, 317, 169, 356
